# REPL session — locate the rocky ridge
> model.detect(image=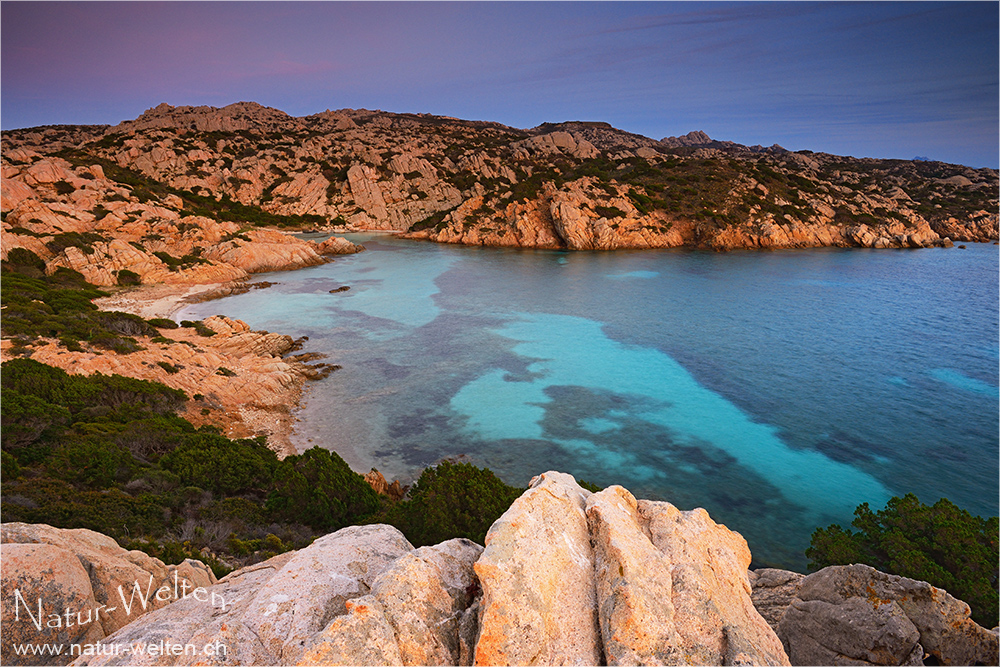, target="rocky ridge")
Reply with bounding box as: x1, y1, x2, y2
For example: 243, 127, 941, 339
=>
1, 145, 364, 286
1, 132, 366, 457
2, 473, 995, 667
0, 312, 331, 456
3, 101, 996, 256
